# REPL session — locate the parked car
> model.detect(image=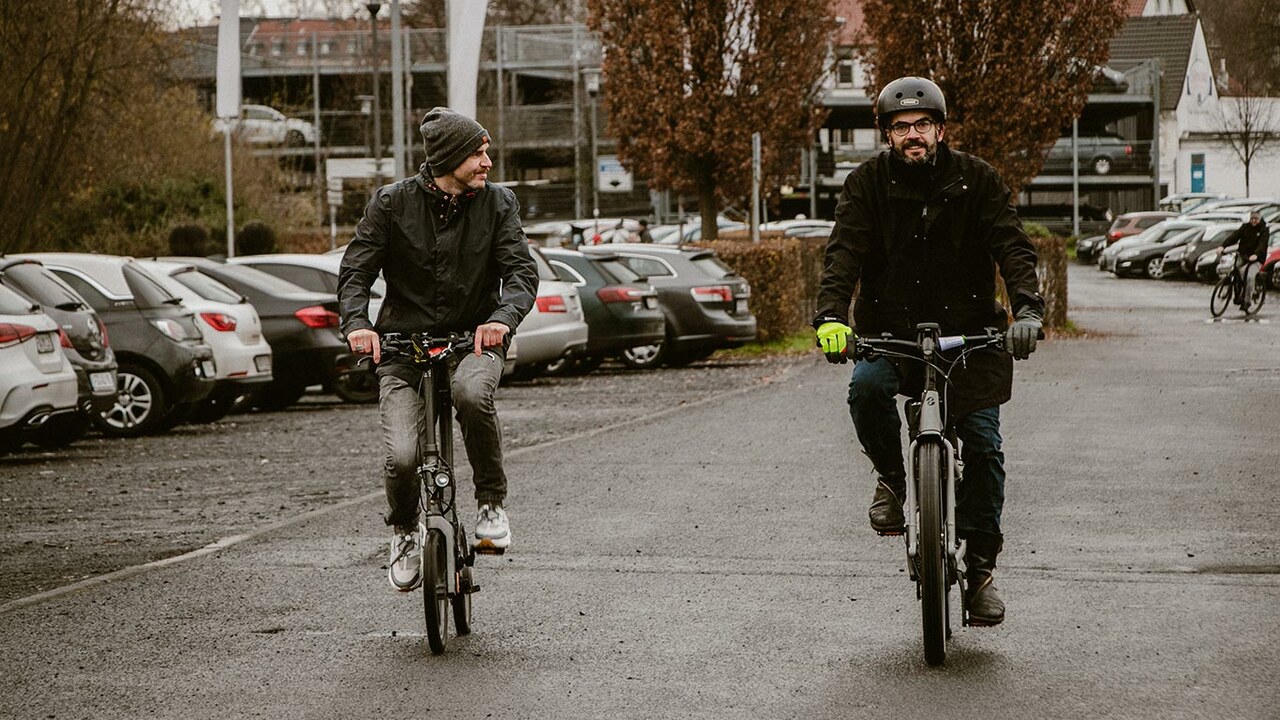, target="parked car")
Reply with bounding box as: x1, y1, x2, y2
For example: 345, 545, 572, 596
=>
227, 253, 388, 402
1098, 219, 1211, 273
138, 261, 274, 422
1111, 226, 1201, 278
759, 219, 836, 238
1040, 134, 1149, 175
1102, 211, 1178, 246
1160, 223, 1239, 279
524, 218, 647, 247
0, 283, 78, 455
159, 257, 348, 410
0, 258, 117, 448
1184, 197, 1279, 218
1263, 243, 1280, 291
211, 104, 318, 147
1160, 192, 1227, 214
652, 217, 749, 245
1074, 234, 1109, 263
541, 247, 665, 373
18, 254, 216, 437
505, 247, 589, 379
579, 244, 757, 367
